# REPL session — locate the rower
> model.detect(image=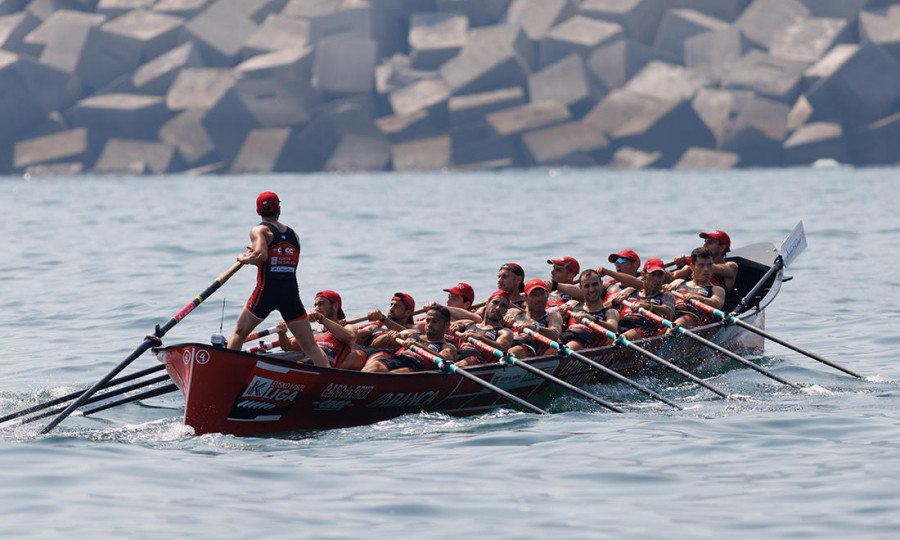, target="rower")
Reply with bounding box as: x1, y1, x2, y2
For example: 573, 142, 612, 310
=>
558, 269, 619, 351
421, 282, 480, 325
611, 258, 675, 341
275, 290, 360, 369
665, 247, 725, 332
545, 256, 581, 307
670, 230, 739, 292
362, 305, 457, 373
452, 290, 514, 367
596, 249, 643, 303
508, 279, 563, 359
496, 263, 526, 310
346, 292, 417, 367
